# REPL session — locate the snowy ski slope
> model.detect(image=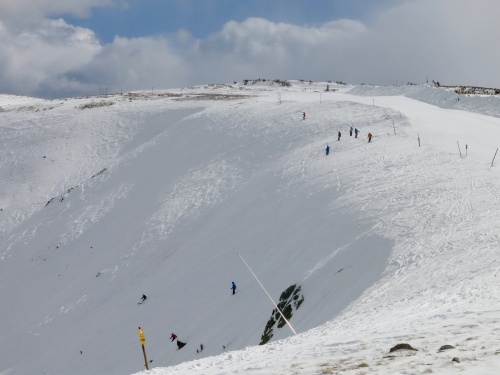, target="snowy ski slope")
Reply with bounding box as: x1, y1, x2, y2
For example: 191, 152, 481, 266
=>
0, 81, 499, 375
